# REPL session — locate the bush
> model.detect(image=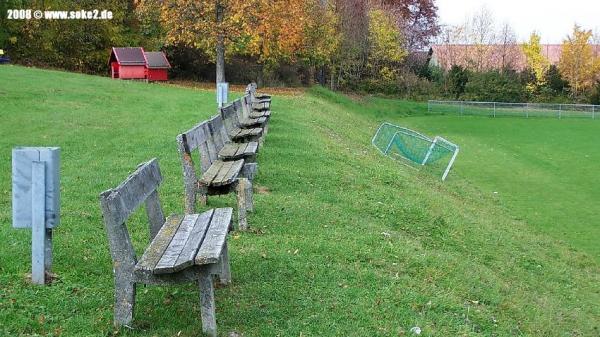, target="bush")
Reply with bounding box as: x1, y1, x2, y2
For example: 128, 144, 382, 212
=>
447, 65, 469, 99
463, 70, 525, 102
